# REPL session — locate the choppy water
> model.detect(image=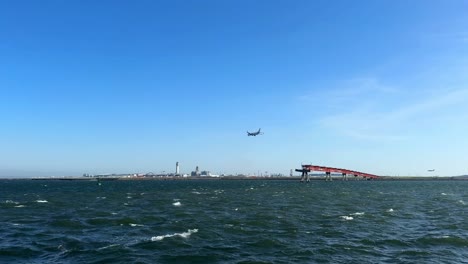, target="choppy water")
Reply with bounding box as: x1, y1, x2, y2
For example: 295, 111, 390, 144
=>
1, 179, 467, 263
